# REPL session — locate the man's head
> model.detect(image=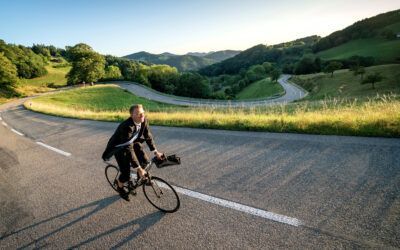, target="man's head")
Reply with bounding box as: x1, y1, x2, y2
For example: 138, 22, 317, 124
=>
130, 104, 145, 123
